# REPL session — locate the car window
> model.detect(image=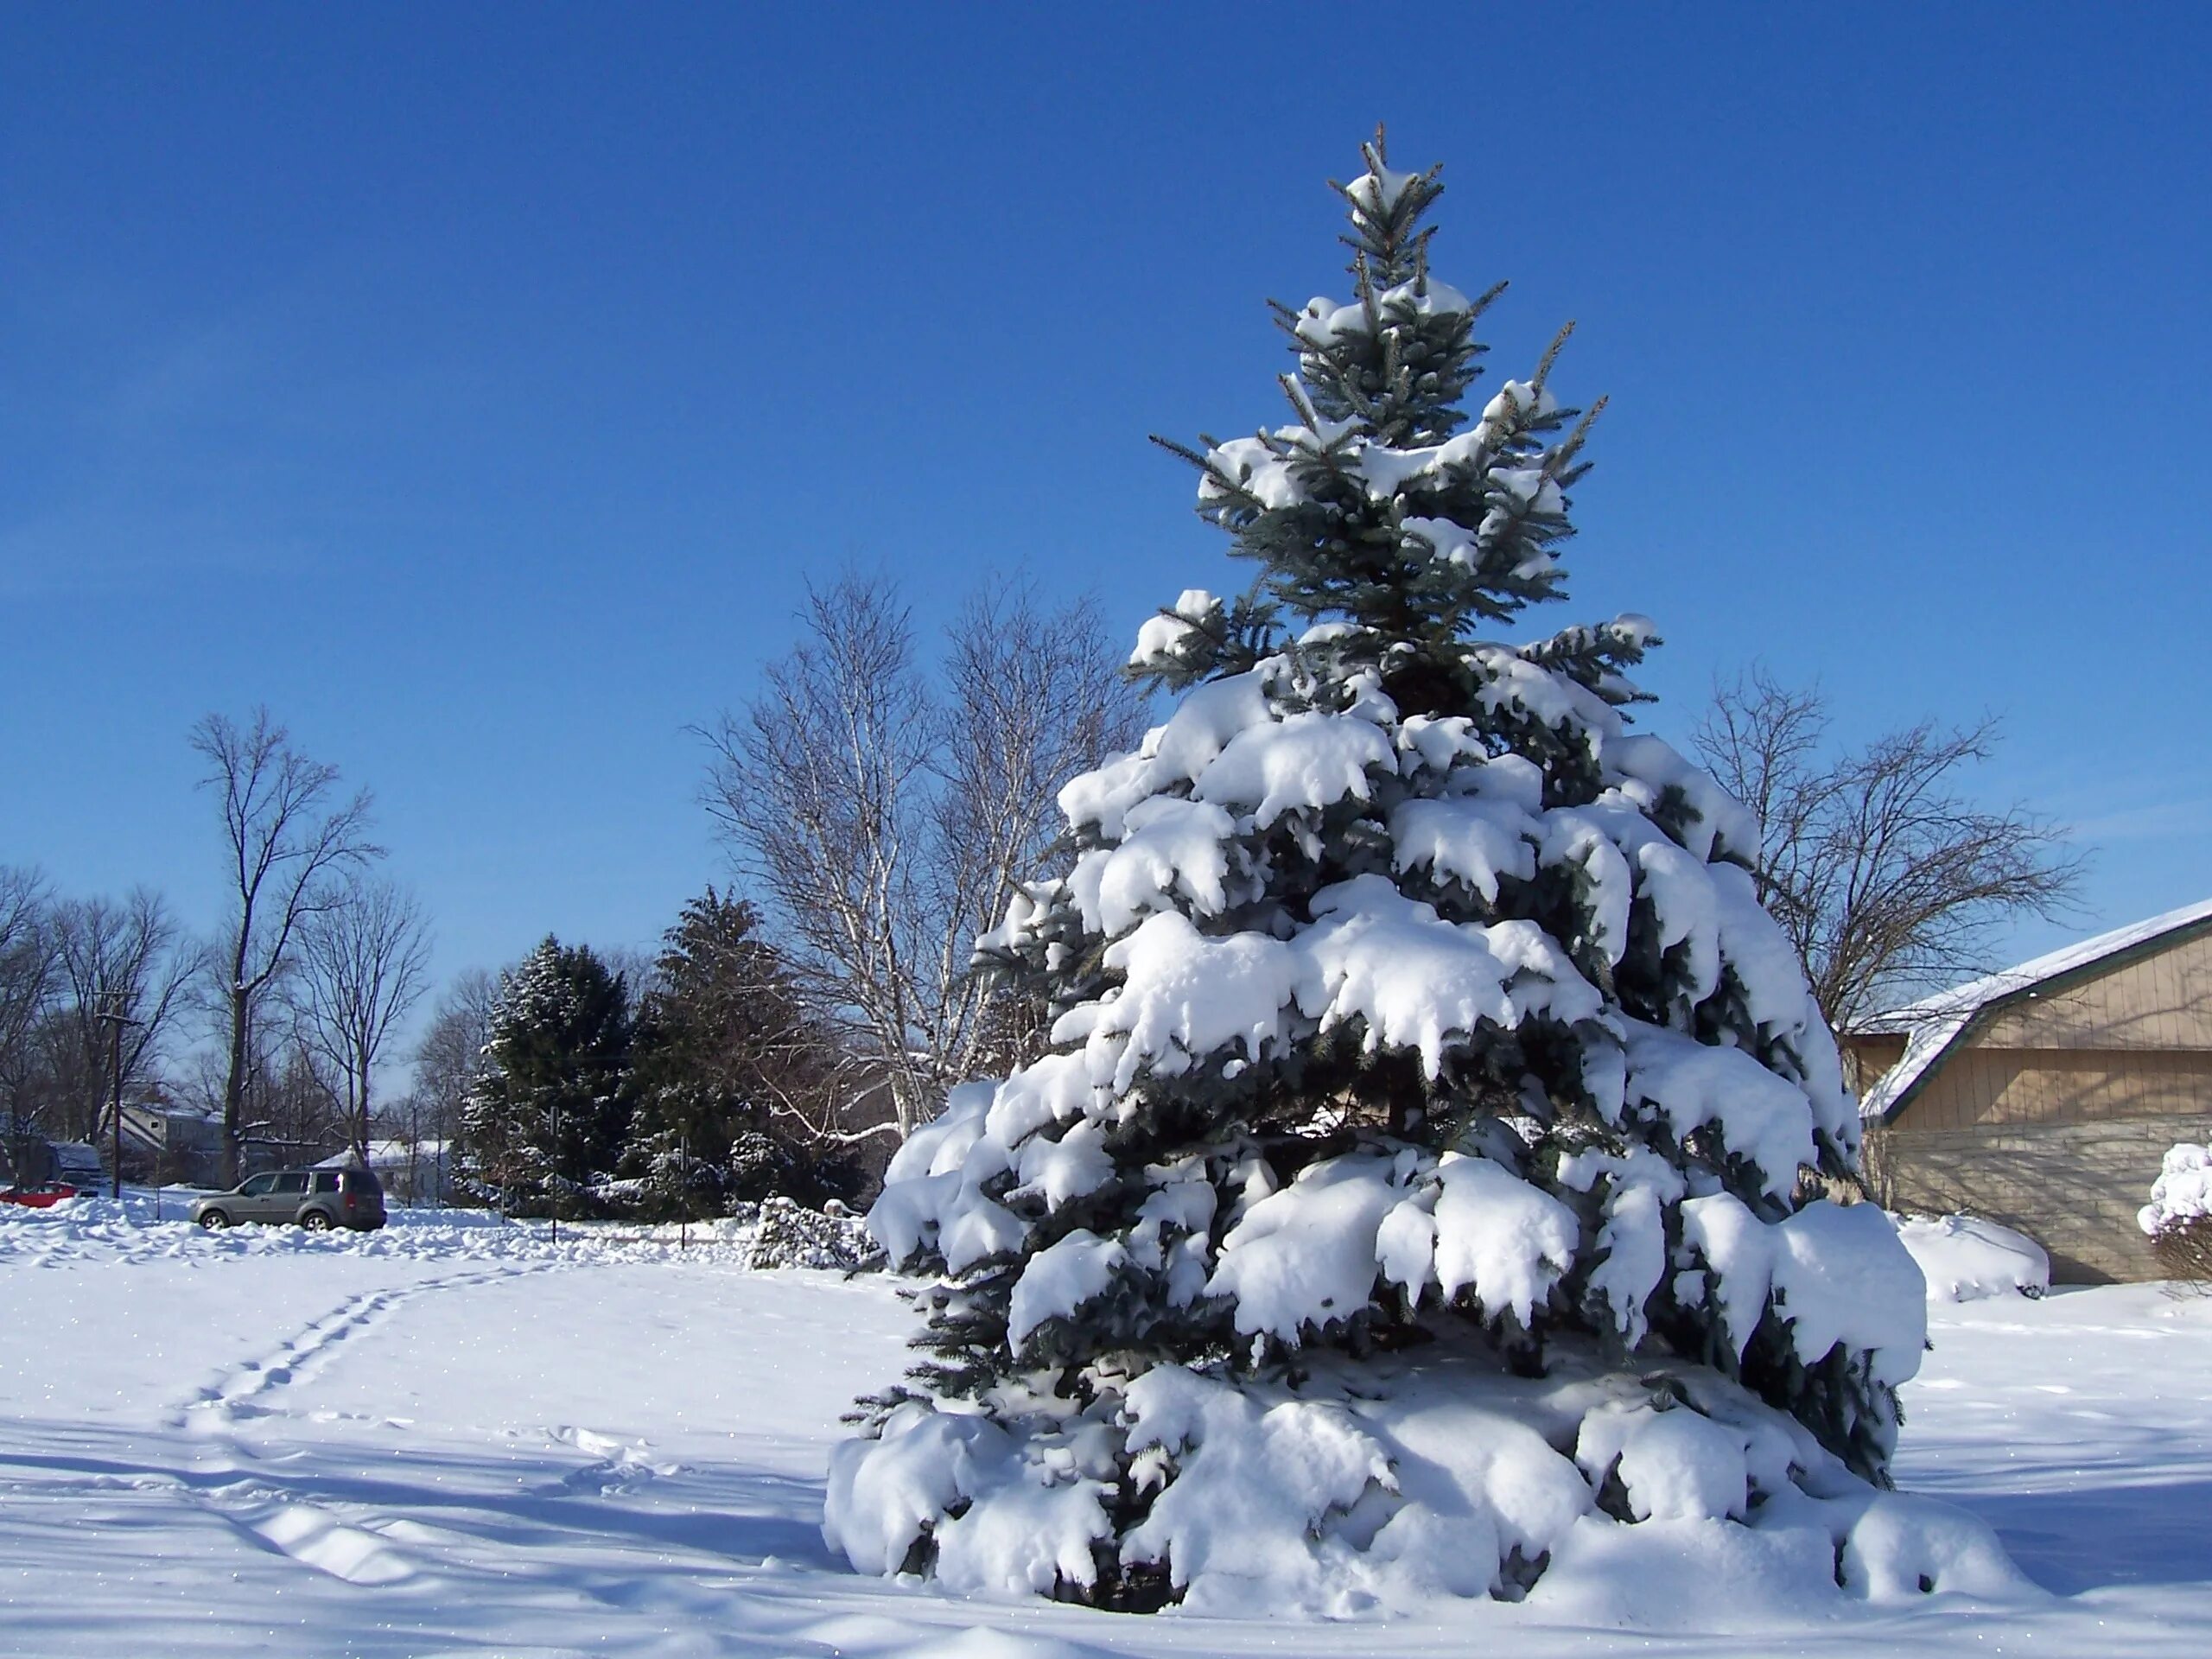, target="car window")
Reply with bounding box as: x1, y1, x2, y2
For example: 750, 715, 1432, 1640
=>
312, 1171, 340, 1193
272, 1172, 308, 1195
344, 1169, 384, 1195
240, 1174, 276, 1197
